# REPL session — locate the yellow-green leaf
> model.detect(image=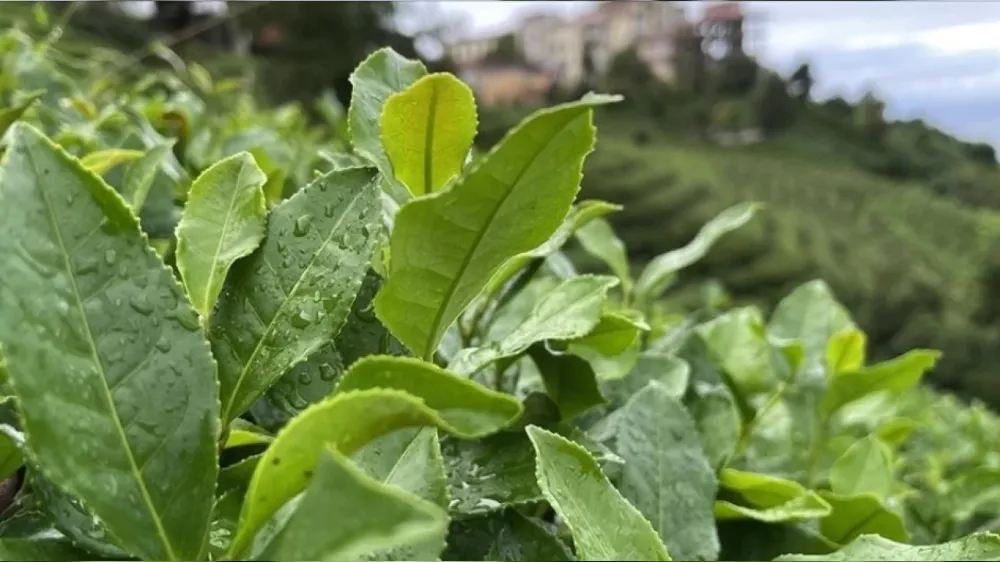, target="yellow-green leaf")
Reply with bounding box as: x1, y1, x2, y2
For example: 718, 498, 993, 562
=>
818, 491, 909, 545
80, 149, 144, 175
381, 72, 478, 196
826, 328, 866, 375
175, 152, 268, 320
715, 469, 832, 523
829, 435, 894, 499
821, 350, 941, 418
776, 533, 1000, 561
575, 217, 632, 297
